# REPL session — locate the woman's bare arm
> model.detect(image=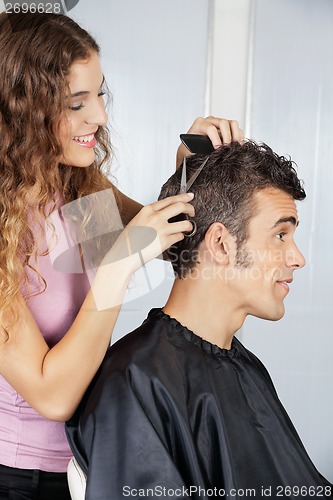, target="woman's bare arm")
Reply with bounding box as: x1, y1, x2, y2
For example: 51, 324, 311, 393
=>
0, 193, 194, 422
112, 184, 143, 226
